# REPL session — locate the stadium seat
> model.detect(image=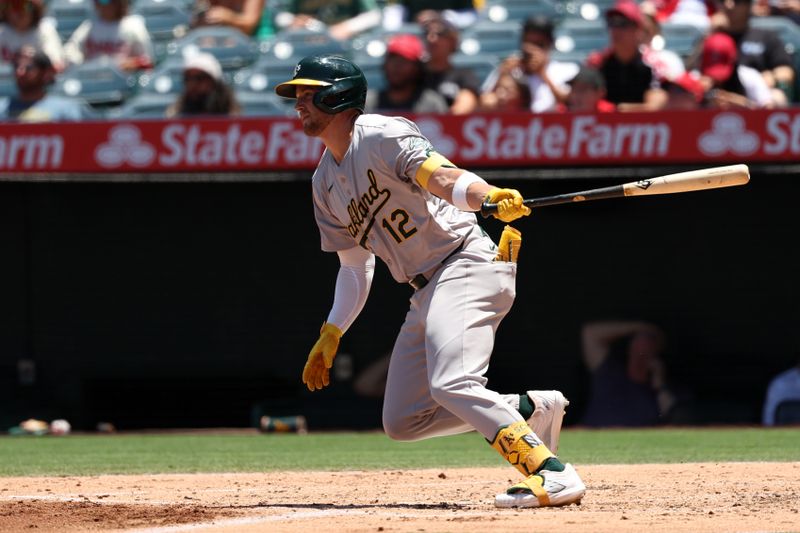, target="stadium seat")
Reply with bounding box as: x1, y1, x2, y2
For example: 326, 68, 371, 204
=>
136, 57, 187, 95
450, 53, 499, 86
132, 0, 192, 61
235, 91, 295, 117
481, 0, 561, 23
232, 56, 298, 94
775, 399, 800, 425
47, 0, 93, 42
165, 26, 259, 71
51, 57, 137, 106
0, 62, 17, 98
750, 16, 800, 54
106, 92, 176, 118
554, 18, 608, 56
350, 24, 423, 61
659, 22, 704, 59
356, 55, 385, 92
259, 28, 348, 62
459, 20, 522, 57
